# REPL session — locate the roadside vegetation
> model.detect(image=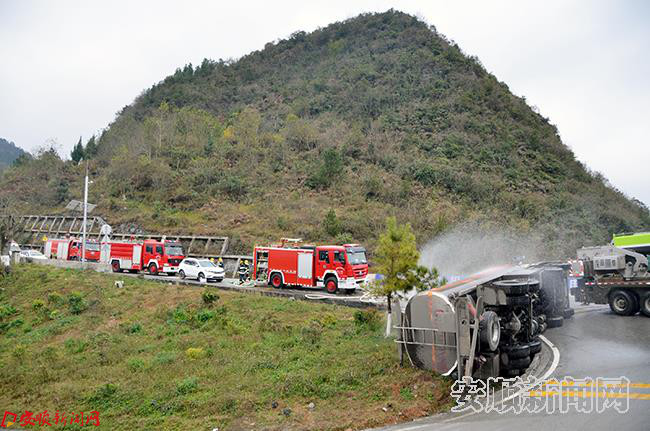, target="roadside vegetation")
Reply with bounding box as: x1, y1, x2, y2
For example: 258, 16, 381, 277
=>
0, 265, 453, 430
1, 10, 648, 256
